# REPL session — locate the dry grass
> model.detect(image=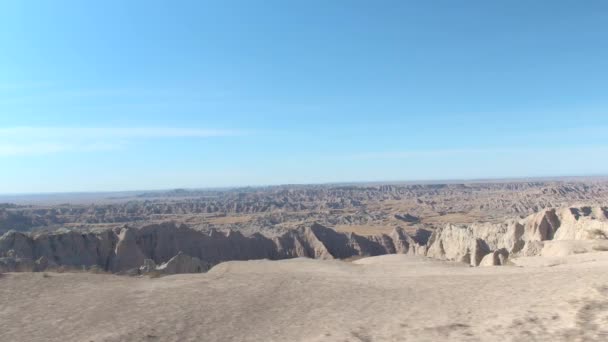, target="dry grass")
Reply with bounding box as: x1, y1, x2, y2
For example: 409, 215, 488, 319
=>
421, 212, 484, 225
334, 224, 395, 236
206, 215, 254, 225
